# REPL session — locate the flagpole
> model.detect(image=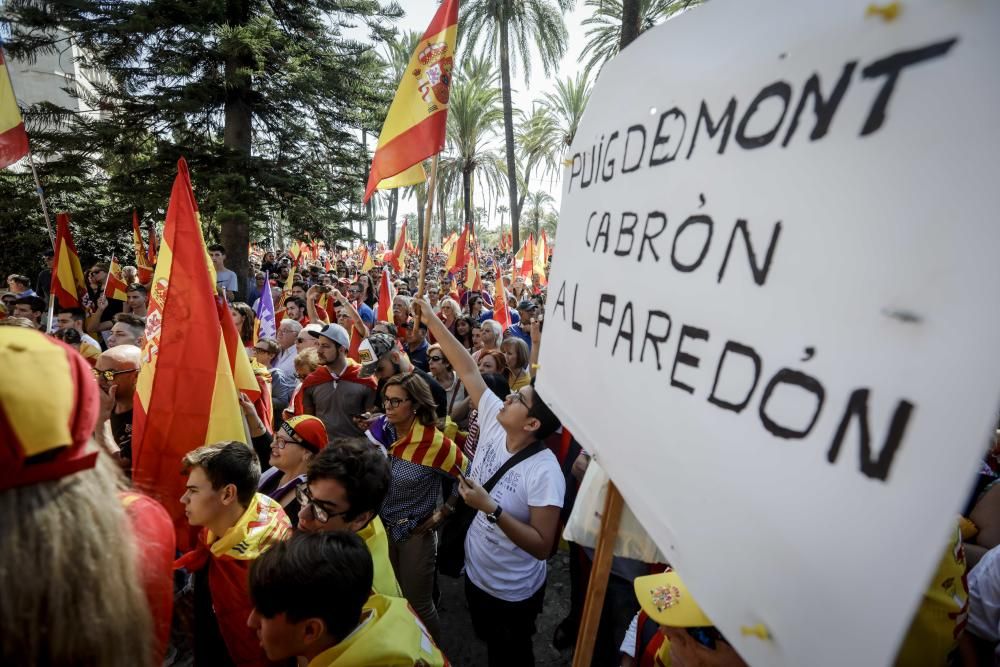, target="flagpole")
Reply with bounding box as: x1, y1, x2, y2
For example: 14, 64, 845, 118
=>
417, 154, 440, 297
102, 253, 114, 295
27, 152, 55, 248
